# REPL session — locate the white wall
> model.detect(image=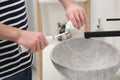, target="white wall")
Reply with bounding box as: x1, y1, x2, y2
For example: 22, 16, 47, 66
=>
114, 0, 120, 50
90, 0, 120, 50
90, 0, 117, 31
40, 3, 66, 36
